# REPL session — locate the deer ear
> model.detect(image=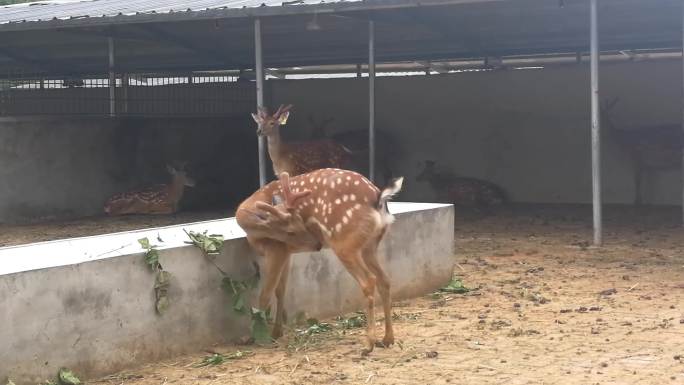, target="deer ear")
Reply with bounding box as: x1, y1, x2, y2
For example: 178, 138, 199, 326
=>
277, 110, 290, 125
166, 165, 177, 175
251, 113, 261, 124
